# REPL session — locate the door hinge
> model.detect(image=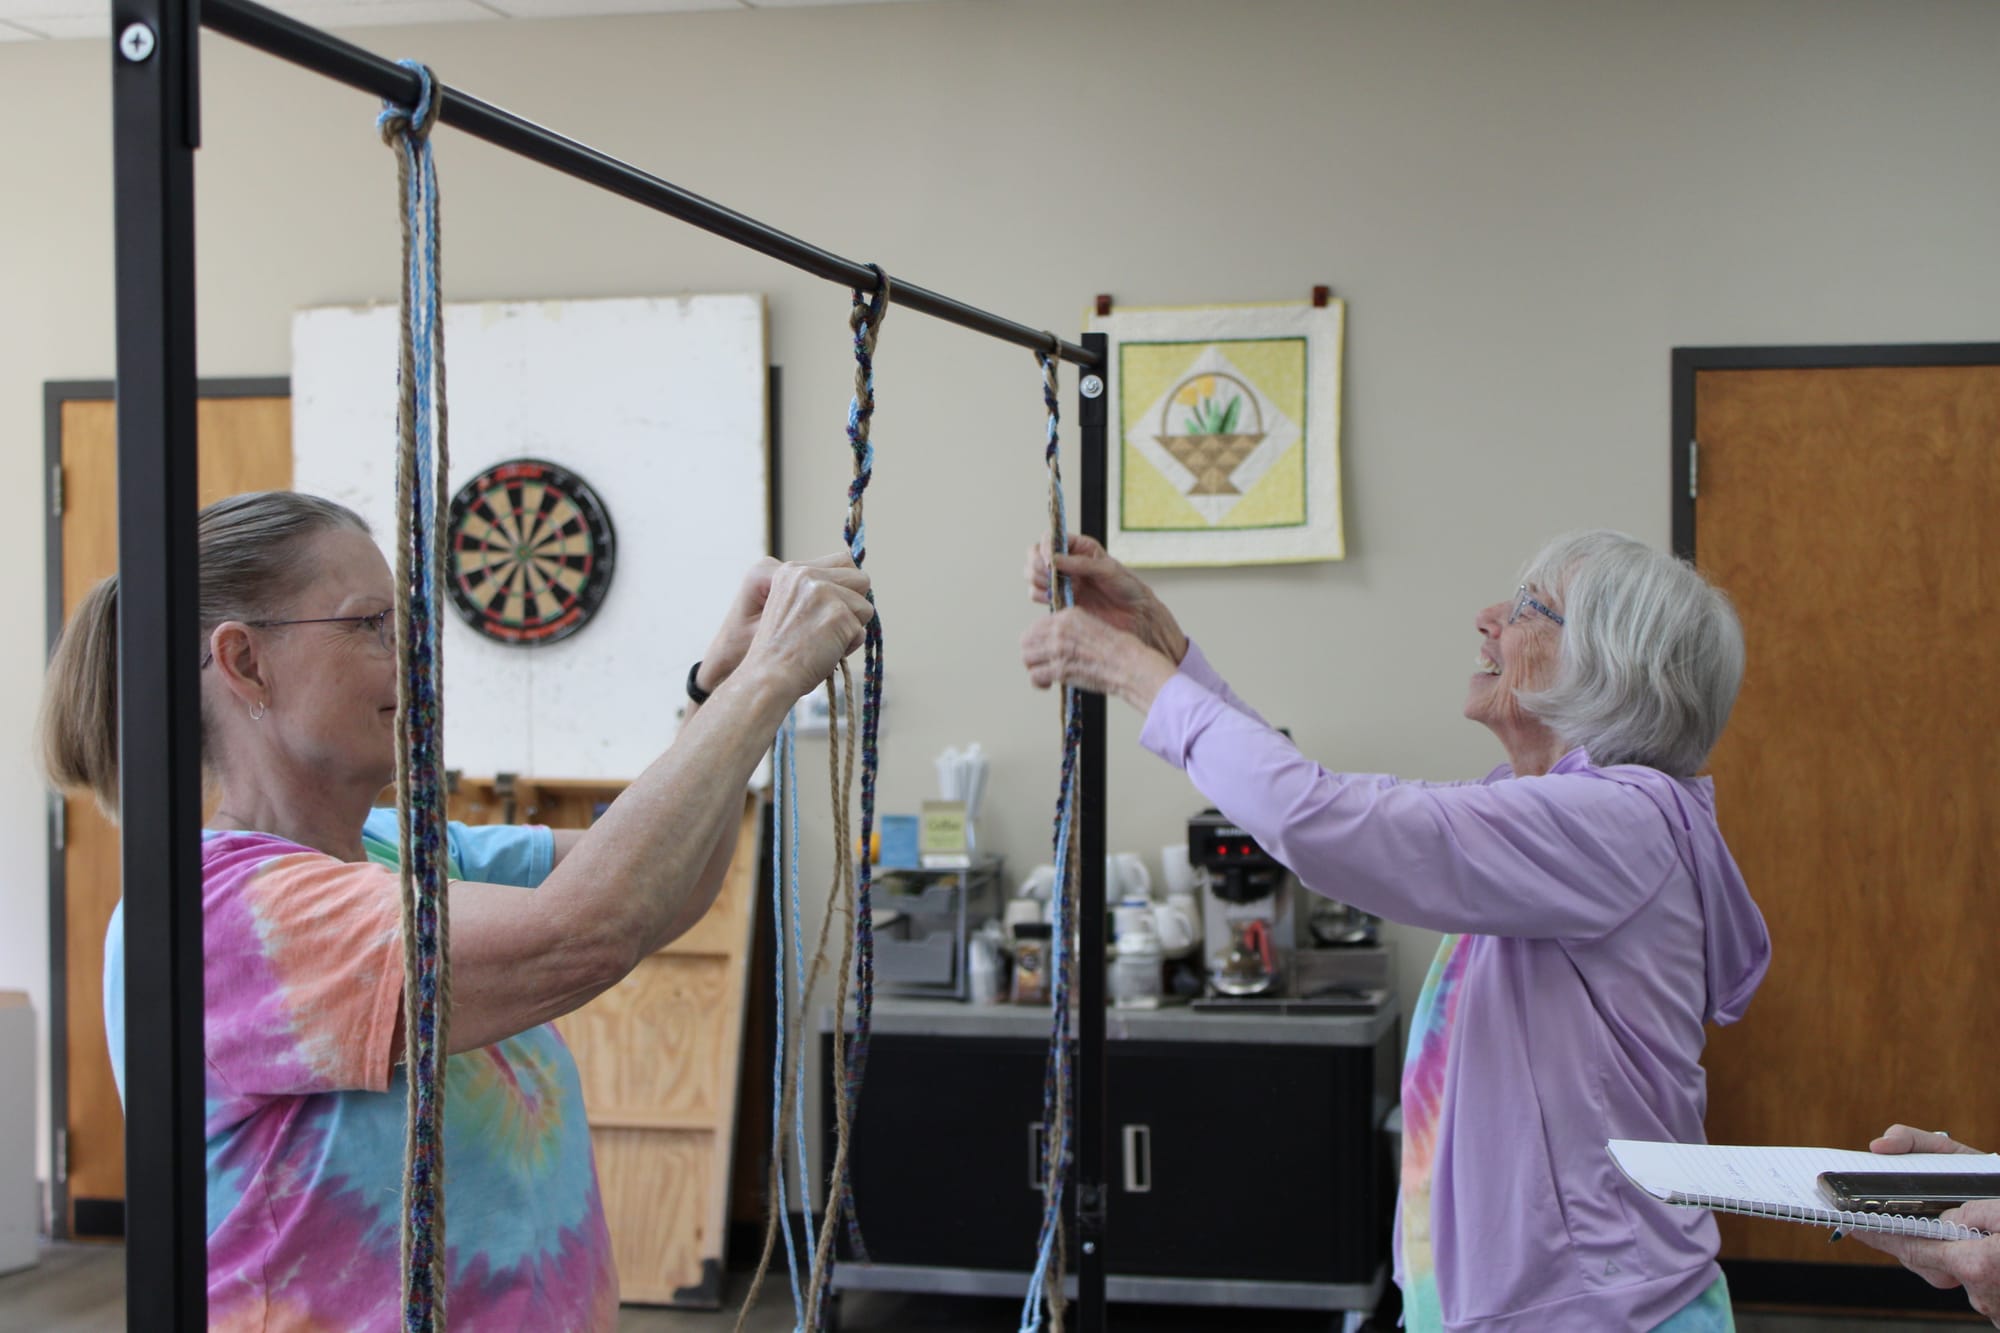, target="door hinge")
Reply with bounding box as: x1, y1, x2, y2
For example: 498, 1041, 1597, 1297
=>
55, 1129, 67, 1186
51, 794, 65, 853
49, 464, 63, 519
1687, 440, 1699, 500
